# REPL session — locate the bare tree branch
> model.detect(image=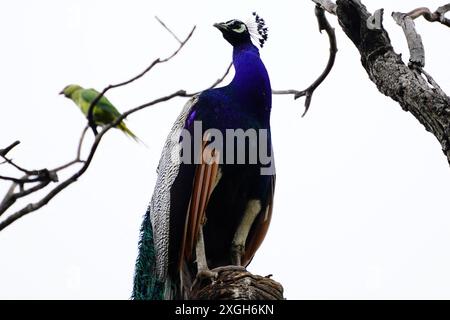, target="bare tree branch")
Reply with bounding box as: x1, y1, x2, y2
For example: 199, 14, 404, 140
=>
312, 0, 337, 14
0, 17, 235, 231
0, 21, 198, 230
0, 141, 20, 157
0, 154, 44, 177
86, 25, 196, 134
0, 89, 189, 231
185, 61, 233, 97
190, 267, 284, 300
0, 180, 51, 217
332, 0, 450, 164
393, 4, 450, 68
0, 175, 25, 183
406, 4, 450, 27
392, 12, 425, 67
155, 16, 182, 44
273, 5, 337, 117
